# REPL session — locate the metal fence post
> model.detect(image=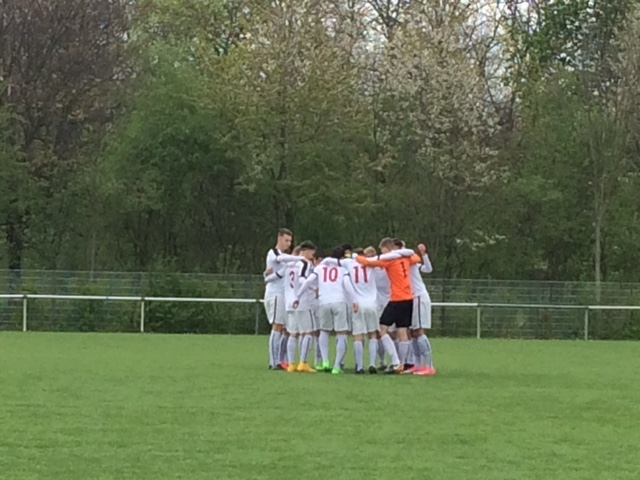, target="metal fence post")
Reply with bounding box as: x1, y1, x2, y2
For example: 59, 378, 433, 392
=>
583, 308, 589, 341
22, 294, 28, 332
476, 305, 482, 339
140, 298, 145, 333
254, 300, 260, 335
